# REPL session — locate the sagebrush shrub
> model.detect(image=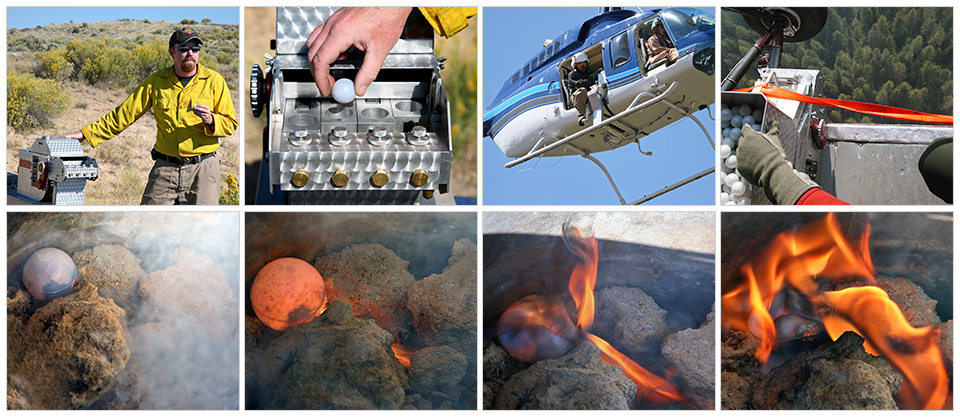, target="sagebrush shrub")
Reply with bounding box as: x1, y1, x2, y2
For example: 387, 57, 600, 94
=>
35, 49, 72, 80
7, 73, 72, 131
